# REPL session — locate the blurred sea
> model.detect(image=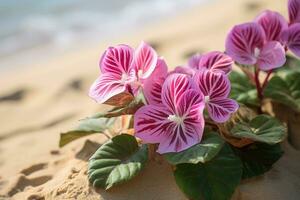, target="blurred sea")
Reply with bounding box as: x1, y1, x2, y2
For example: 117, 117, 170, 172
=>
0, 0, 209, 69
